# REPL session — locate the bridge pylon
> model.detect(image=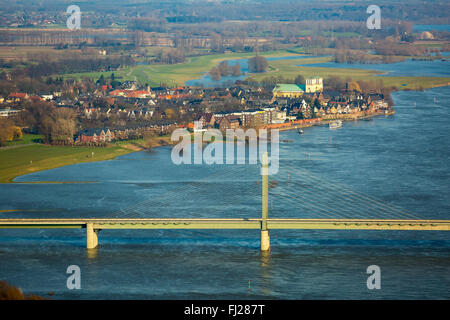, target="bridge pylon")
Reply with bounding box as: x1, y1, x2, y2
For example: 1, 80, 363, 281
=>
86, 222, 99, 249
261, 152, 270, 251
